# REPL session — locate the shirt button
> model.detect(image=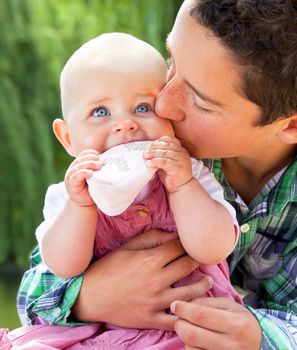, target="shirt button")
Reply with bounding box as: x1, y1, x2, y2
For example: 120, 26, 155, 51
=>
240, 223, 250, 233
136, 209, 148, 218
